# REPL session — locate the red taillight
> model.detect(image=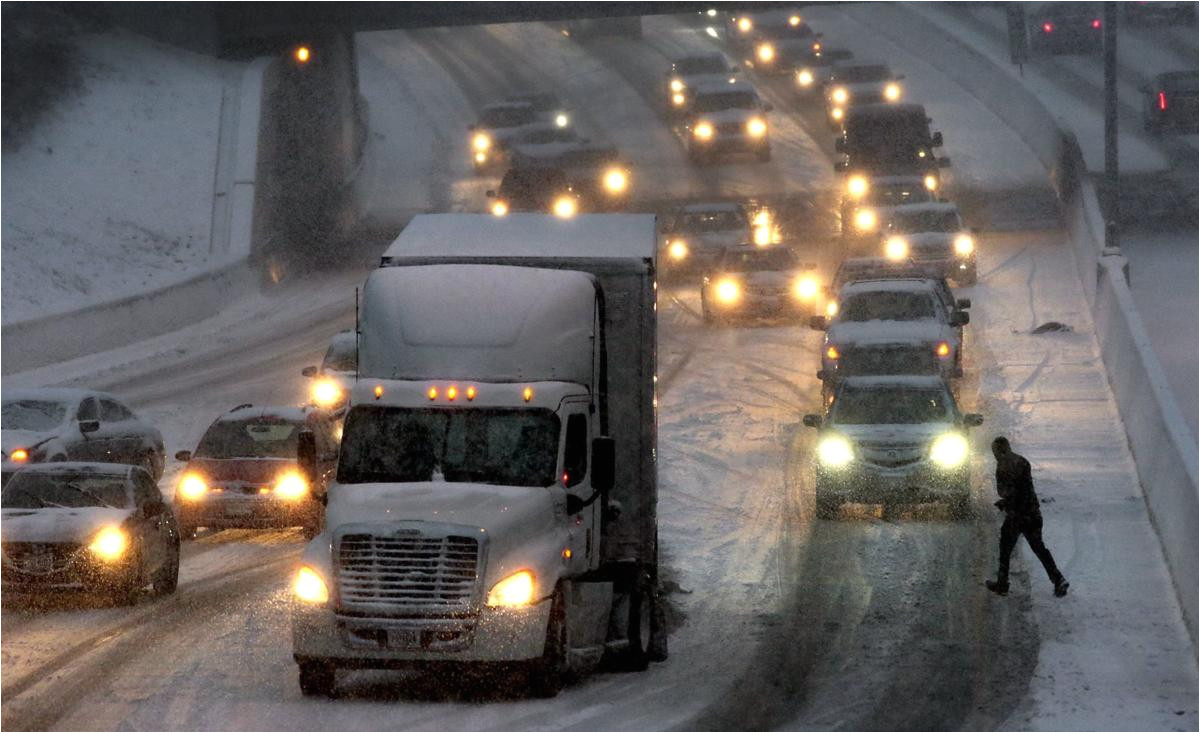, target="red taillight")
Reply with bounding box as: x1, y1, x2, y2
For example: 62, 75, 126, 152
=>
1158, 91, 1168, 111
1091, 18, 1101, 29
1042, 21, 1055, 33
